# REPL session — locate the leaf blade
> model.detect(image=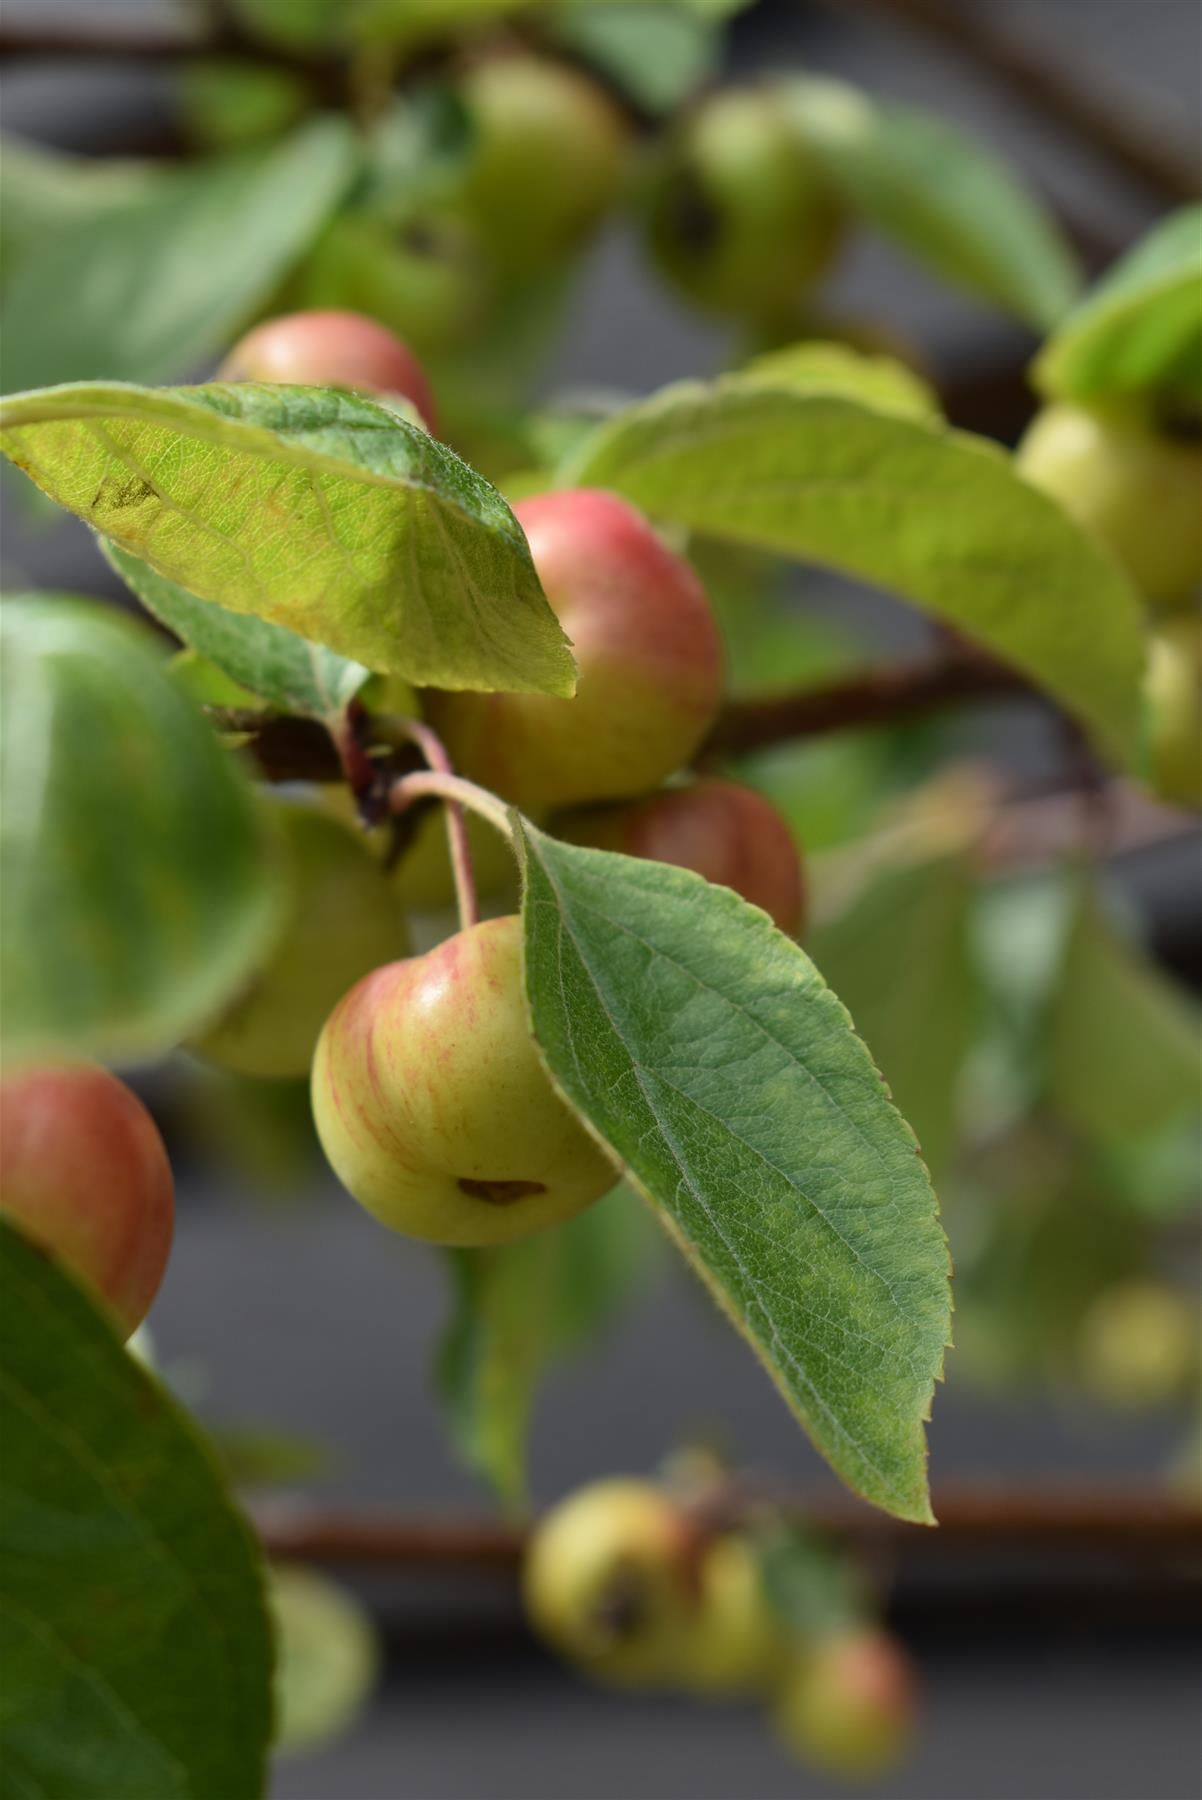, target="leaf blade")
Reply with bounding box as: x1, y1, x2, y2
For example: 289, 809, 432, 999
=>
518, 824, 951, 1523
